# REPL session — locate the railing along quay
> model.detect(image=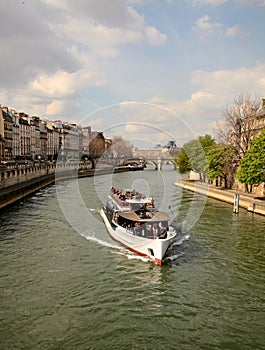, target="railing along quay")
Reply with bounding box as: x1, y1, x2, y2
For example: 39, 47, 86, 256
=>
0, 161, 144, 209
